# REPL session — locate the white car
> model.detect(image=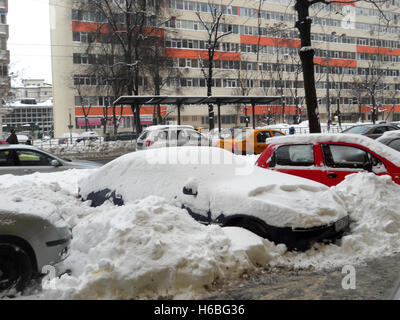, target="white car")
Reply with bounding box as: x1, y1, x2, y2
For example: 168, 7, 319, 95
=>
78, 147, 349, 251
136, 125, 209, 150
